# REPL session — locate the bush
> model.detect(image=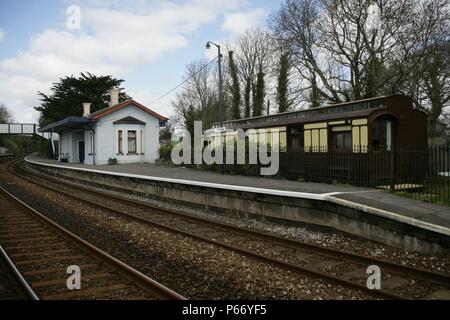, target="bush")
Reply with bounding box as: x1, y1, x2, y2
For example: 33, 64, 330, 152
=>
1, 135, 43, 155
158, 143, 174, 163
